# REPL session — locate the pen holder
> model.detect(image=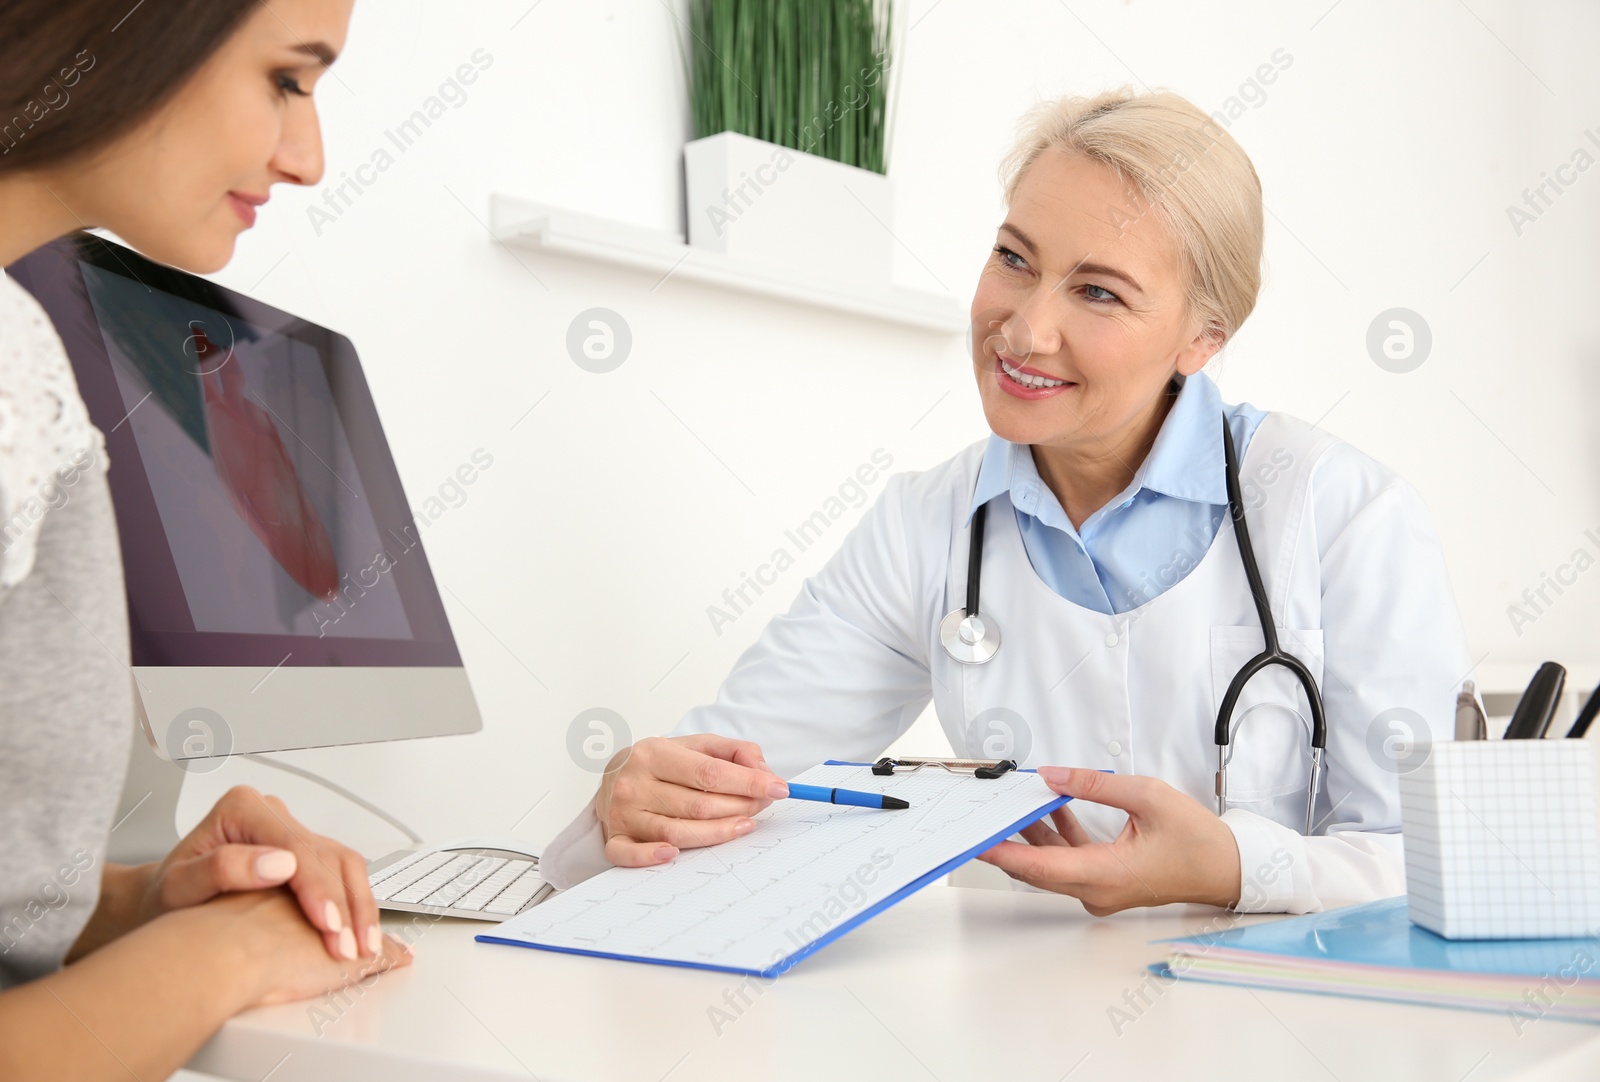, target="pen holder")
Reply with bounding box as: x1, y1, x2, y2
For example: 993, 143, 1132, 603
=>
1400, 740, 1600, 940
